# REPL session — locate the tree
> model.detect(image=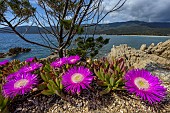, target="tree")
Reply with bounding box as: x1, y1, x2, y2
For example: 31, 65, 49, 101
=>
0, 0, 126, 58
